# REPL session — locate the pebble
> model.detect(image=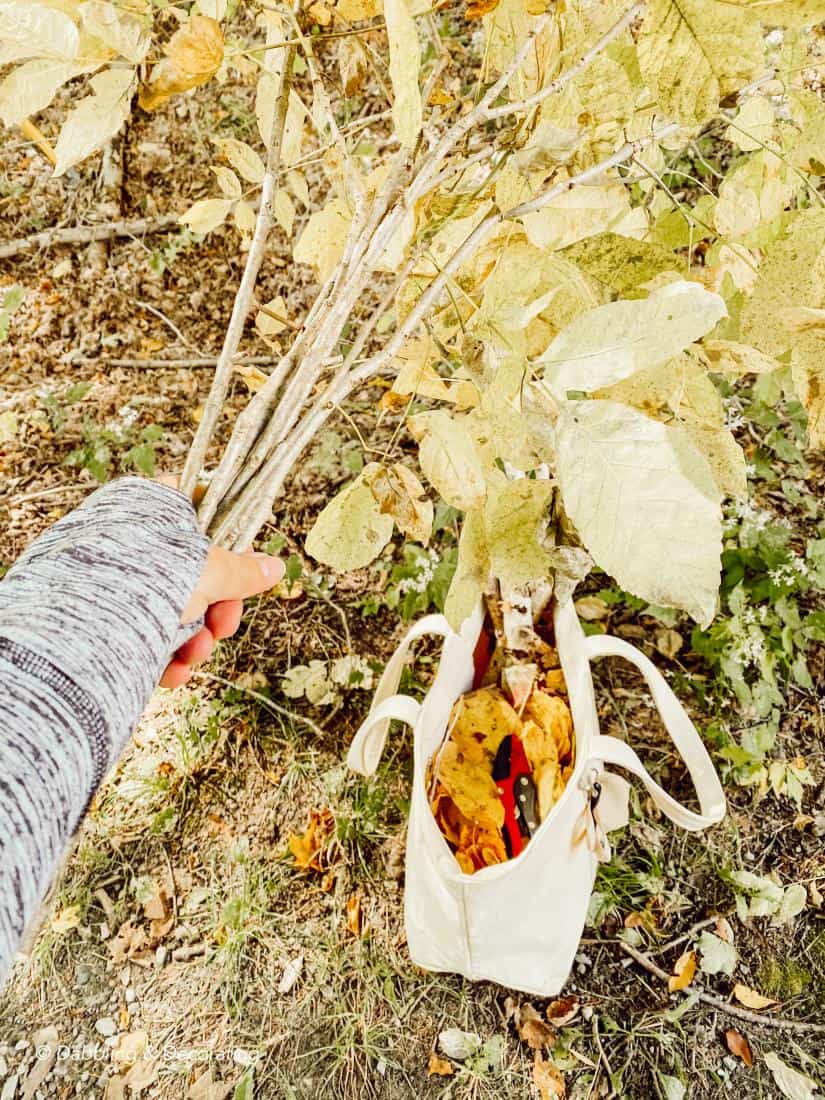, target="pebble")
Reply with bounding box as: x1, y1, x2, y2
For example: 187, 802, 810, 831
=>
13, 1043, 27, 1054
94, 1019, 117, 1038
75, 964, 92, 987
155, 946, 168, 968
124, 989, 136, 1004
